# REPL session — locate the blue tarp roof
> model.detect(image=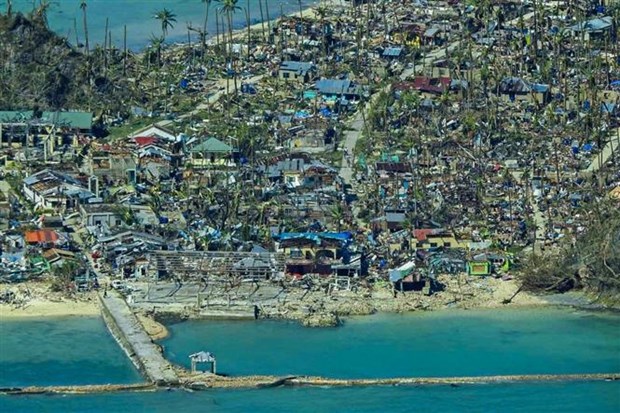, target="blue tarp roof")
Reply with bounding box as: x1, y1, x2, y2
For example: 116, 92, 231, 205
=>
569, 16, 613, 33
382, 47, 403, 57
601, 102, 616, 113
530, 83, 549, 93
